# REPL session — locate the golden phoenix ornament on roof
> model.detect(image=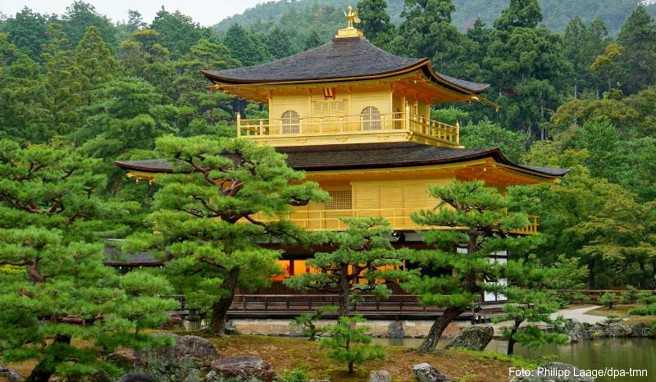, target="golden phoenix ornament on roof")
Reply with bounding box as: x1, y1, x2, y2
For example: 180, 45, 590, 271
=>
344, 6, 361, 29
